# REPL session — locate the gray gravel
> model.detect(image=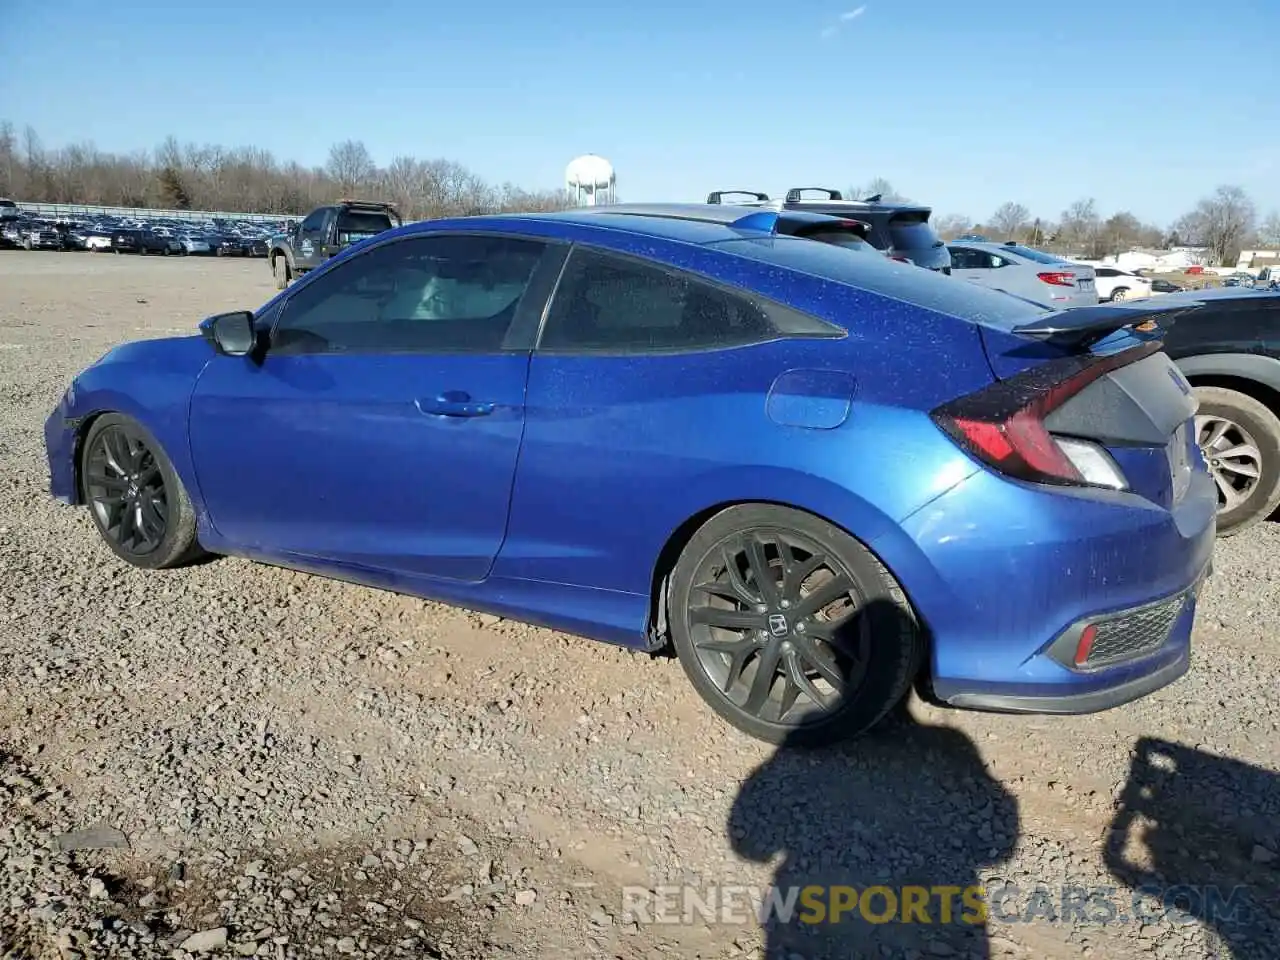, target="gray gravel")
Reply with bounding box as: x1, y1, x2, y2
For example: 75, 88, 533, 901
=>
0, 251, 1277, 960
